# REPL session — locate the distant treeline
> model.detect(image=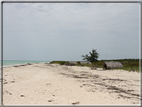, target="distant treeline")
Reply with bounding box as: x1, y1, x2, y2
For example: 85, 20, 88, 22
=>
100, 59, 139, 62
99, 59, 140, 66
